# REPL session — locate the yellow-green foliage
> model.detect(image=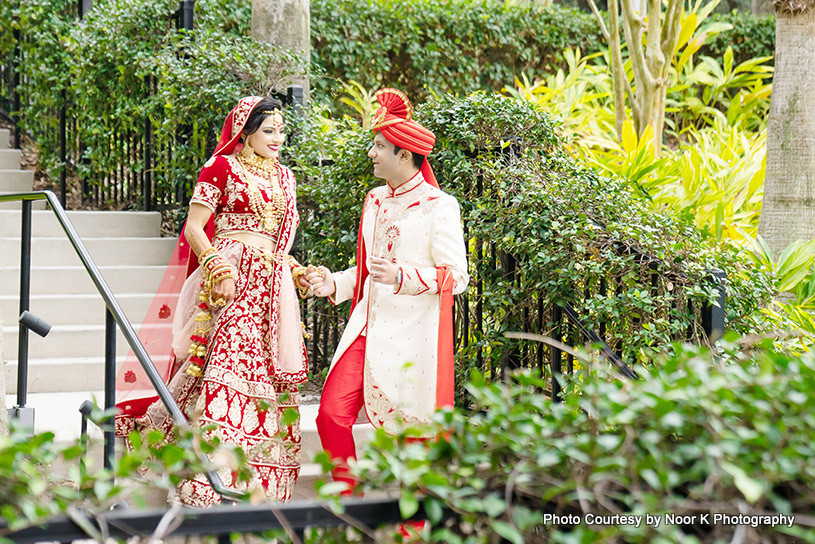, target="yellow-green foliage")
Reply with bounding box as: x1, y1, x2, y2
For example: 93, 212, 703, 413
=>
508, 46, 815, 348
